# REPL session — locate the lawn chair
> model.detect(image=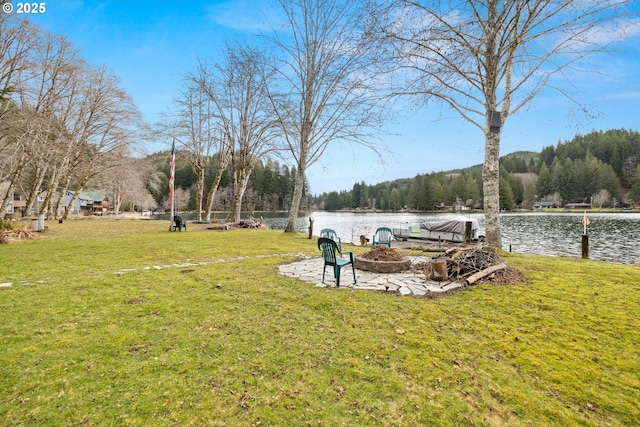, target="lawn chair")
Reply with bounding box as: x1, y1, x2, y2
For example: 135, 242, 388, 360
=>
173, 215, 187, 231
319, 228, 342, 252
317, 237, 356, 287
372, 227, 392, 247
